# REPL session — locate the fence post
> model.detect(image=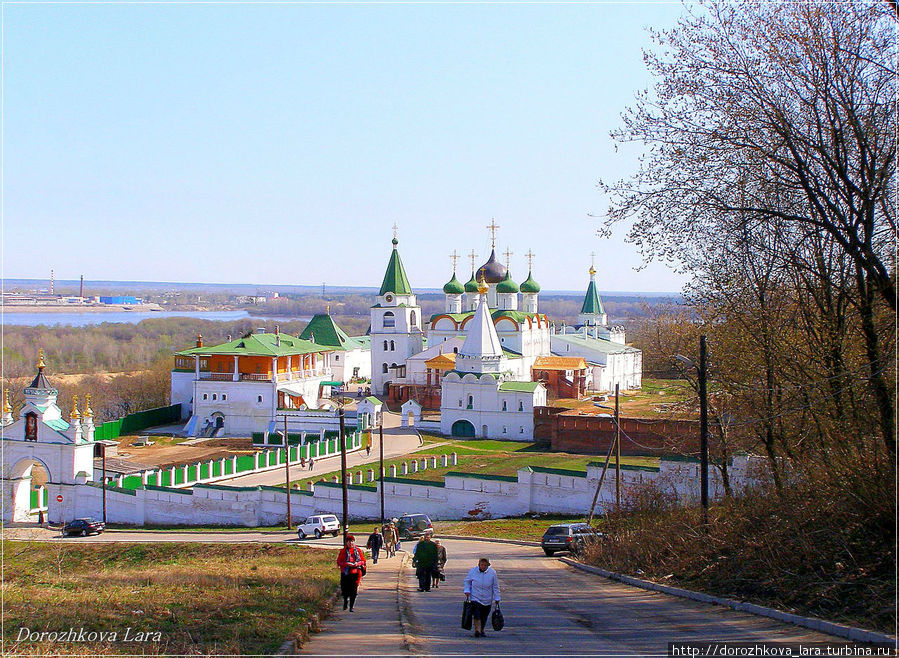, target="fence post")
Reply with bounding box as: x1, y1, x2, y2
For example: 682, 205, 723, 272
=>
441, 454, 448, 467
451, 452, 458, 466
401, 462, 408, 475
389, 464, 397, 477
